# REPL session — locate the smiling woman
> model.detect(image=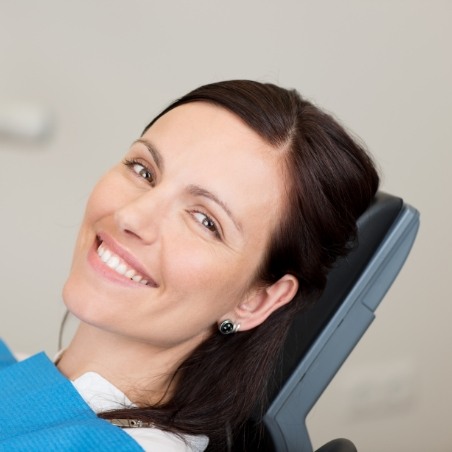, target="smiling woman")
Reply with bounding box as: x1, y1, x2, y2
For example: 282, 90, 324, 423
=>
0, 80, 379, 452
63, 101, 292, 354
